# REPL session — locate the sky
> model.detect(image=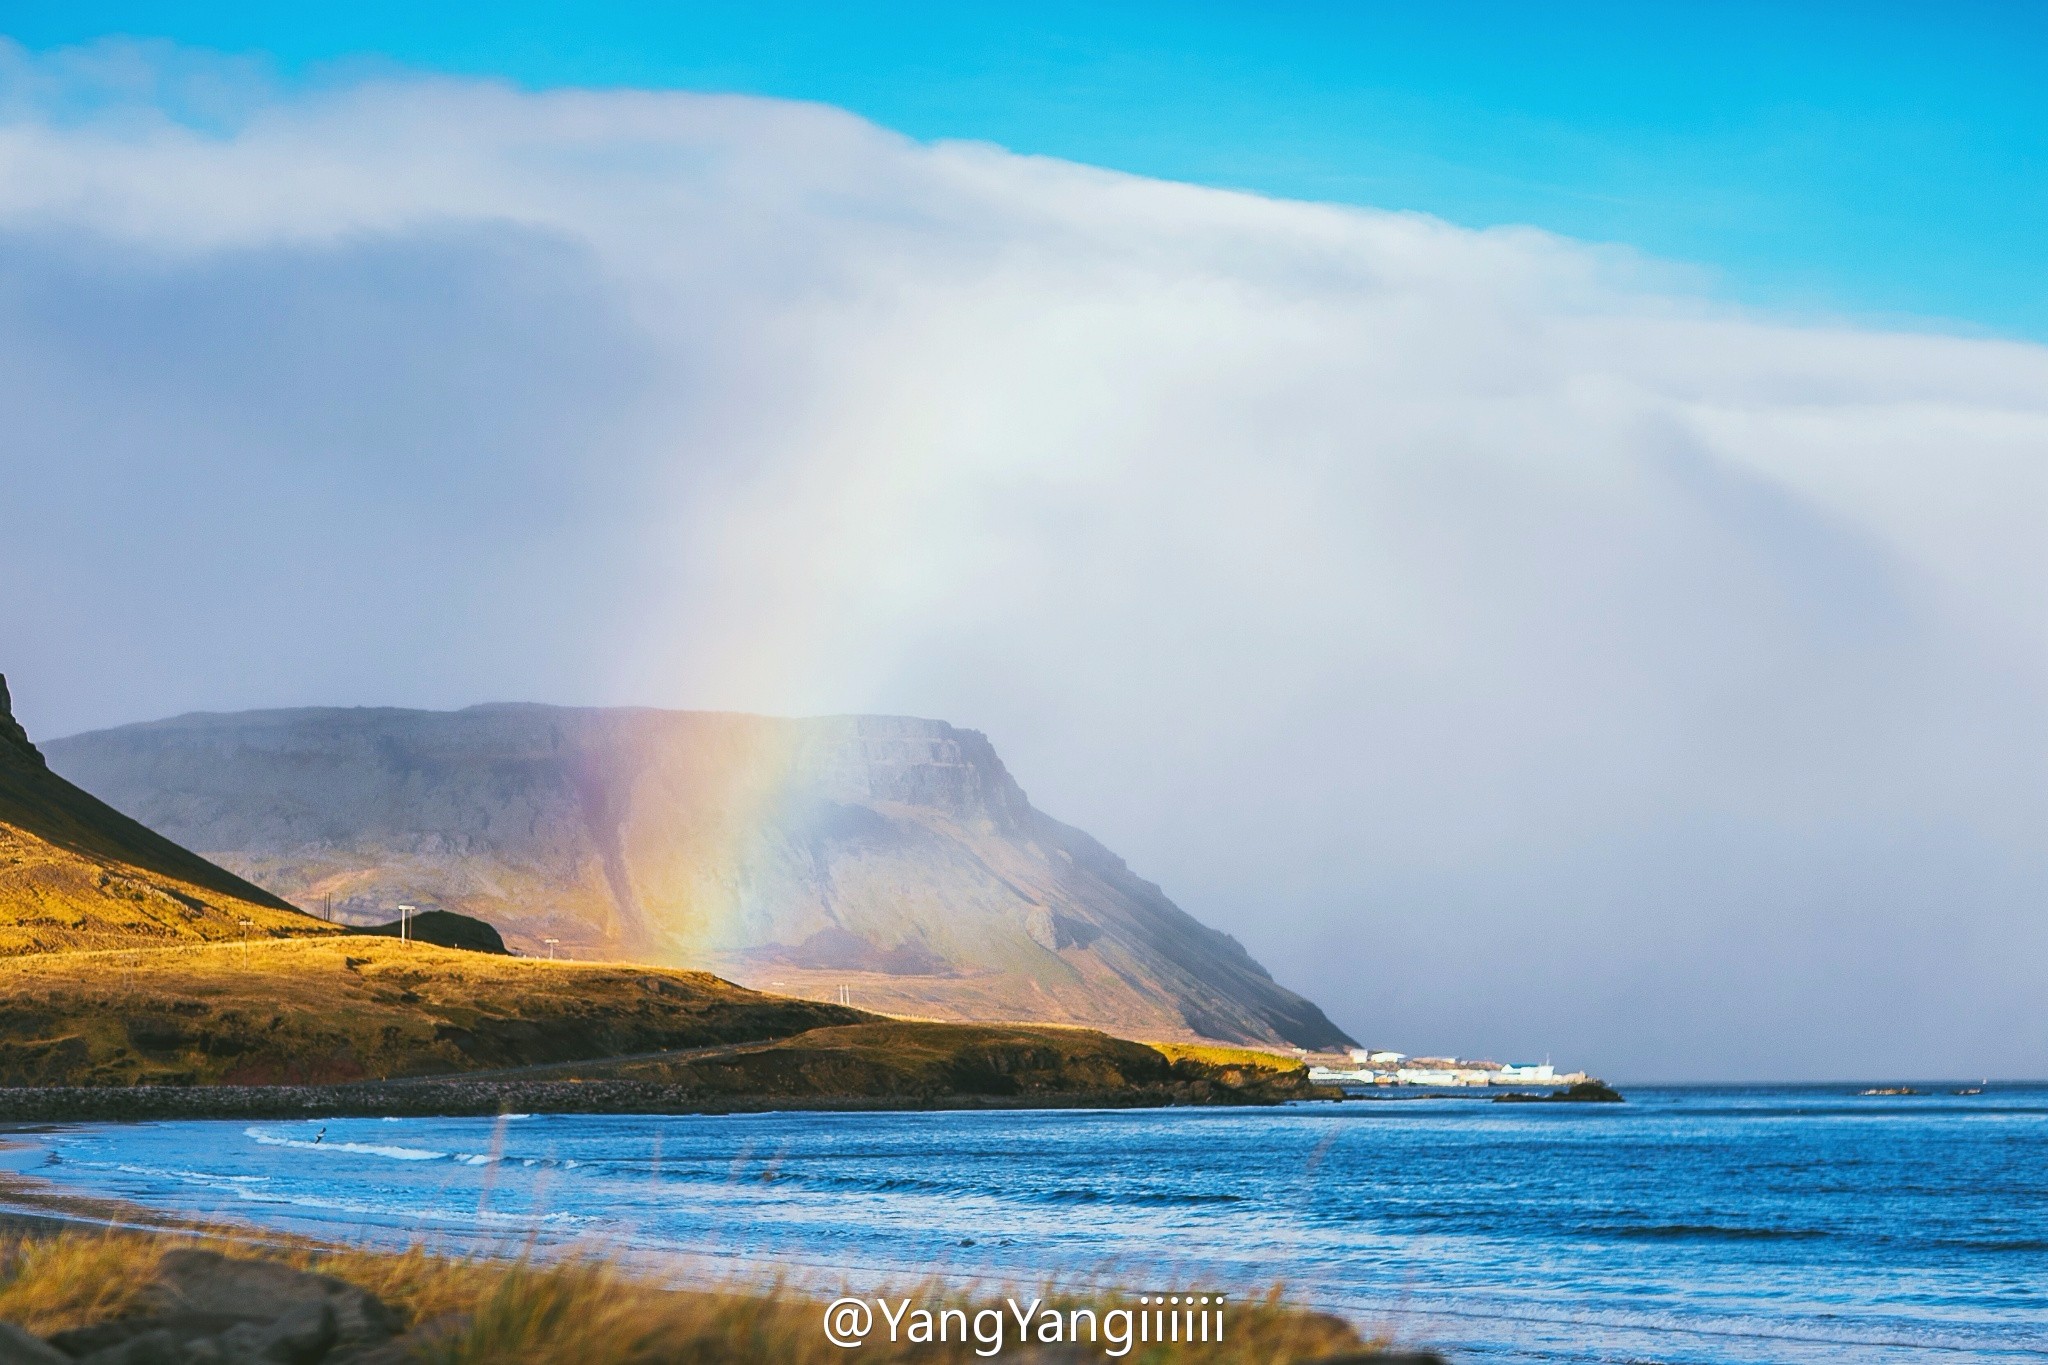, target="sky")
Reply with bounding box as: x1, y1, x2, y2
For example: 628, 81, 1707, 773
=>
2, 6, 2045, 1079
10, 1, 2048, 337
